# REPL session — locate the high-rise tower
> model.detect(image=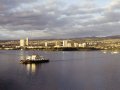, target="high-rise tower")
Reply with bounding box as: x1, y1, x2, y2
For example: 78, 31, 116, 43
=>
20, 37, 29, 47
63, 40, 68, 47
20, 39, 25, 47
26, 37, 28, 46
